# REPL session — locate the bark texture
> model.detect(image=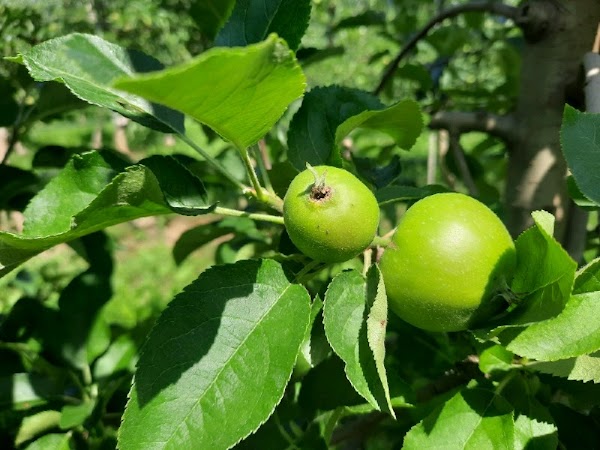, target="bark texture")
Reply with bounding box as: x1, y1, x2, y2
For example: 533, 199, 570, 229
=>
506, 0, 600, 243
